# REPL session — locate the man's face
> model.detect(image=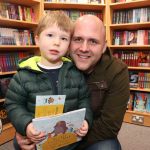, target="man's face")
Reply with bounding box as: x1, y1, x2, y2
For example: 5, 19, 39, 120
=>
70, 19, 105, 73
